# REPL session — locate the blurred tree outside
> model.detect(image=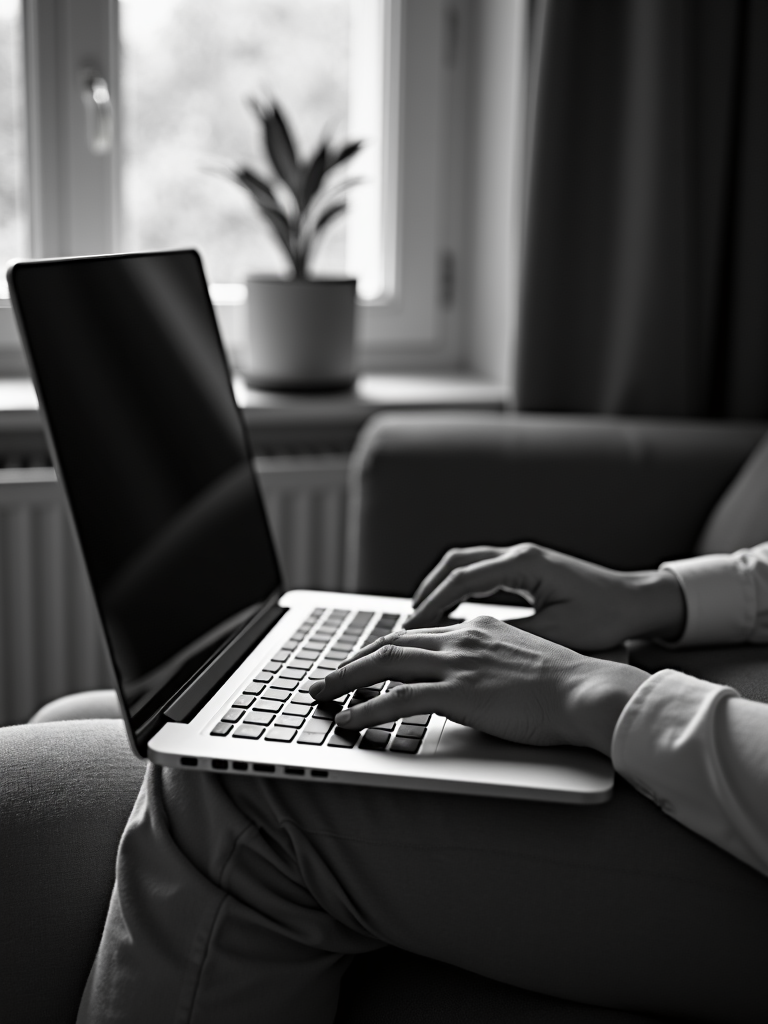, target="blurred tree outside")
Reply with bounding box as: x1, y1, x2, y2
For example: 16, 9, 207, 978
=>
0, 0, 26, 291
120, 0, 355, 284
